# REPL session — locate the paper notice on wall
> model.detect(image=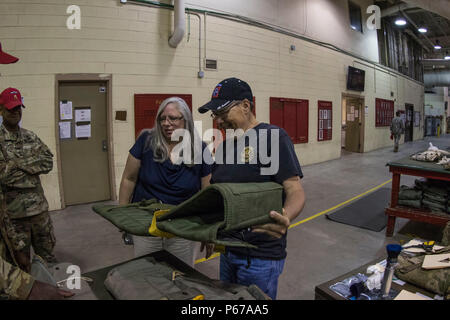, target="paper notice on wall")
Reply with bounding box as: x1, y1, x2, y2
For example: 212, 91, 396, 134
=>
75, 124, 91, 138
75, 108, 91, 122
354, 110, 359, 118
60, 101, 73, 120
59, 121, 71, 139
347, 113, 354, 122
